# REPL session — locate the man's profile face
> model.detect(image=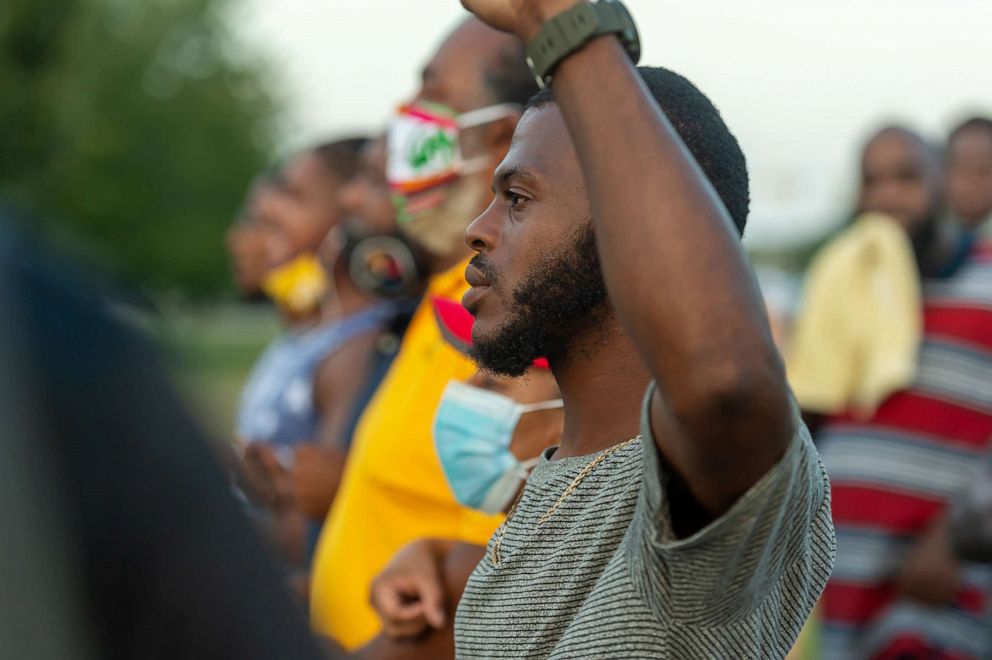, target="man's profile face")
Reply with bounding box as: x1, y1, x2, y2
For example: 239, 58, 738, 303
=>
945, 126, 992, 227
393, 18, 520, 264
339, 136, 396, 236
270, 153, 345, 256
463, 105, 609, 376
858, 130, 939, 234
